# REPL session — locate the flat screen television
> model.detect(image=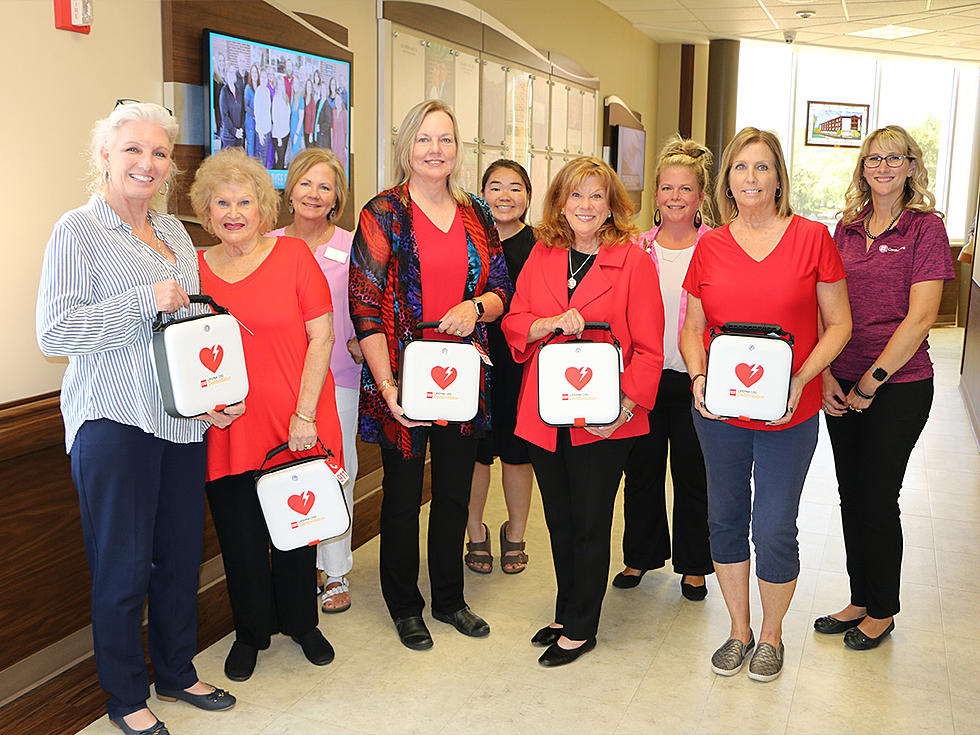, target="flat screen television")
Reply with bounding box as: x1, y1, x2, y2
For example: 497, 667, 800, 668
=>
612, 125, 646, 192
203, 29, 351, 189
